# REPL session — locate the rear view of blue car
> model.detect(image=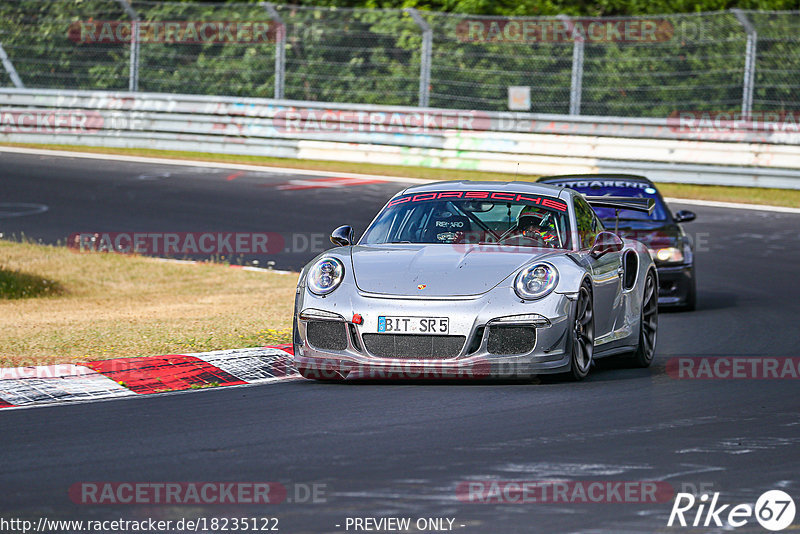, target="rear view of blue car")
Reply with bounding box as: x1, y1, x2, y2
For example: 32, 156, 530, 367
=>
539, 174, 697, 310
